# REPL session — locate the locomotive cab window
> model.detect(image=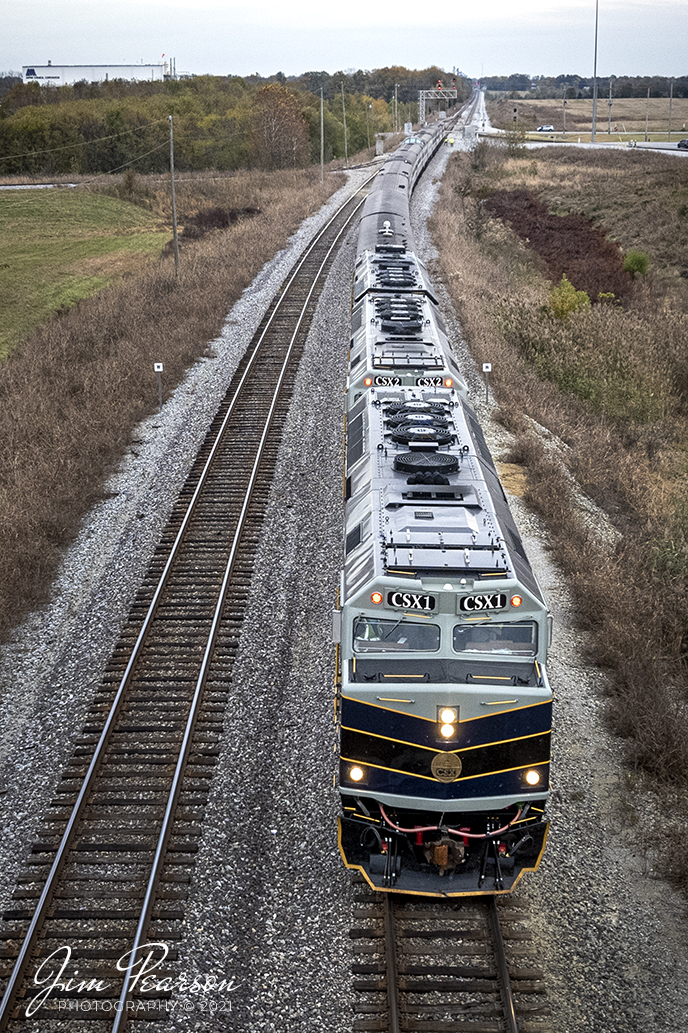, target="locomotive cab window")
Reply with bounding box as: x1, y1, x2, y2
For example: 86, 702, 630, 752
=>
453, 621, 538, 656
353, 619, 440, 653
